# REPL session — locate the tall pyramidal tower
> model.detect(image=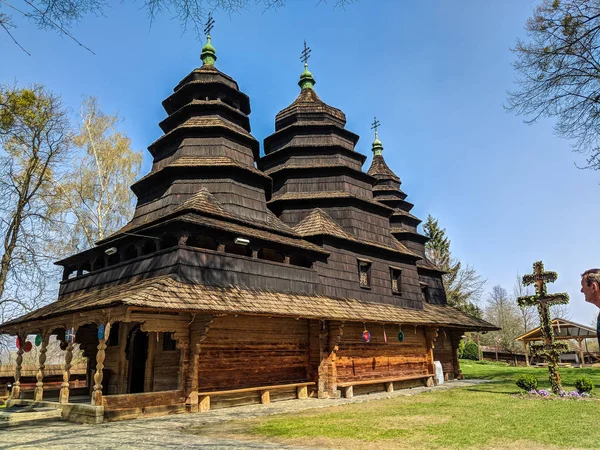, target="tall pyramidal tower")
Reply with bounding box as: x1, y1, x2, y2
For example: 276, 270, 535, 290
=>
61, 29, 326, 296
260, 48, 425, 309
366, 130, 448, 304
